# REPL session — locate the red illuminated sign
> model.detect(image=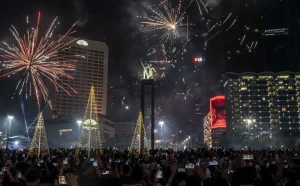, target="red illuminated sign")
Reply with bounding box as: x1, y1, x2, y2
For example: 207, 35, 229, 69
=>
210, 96, 226, 129
194, 57, 203, 62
